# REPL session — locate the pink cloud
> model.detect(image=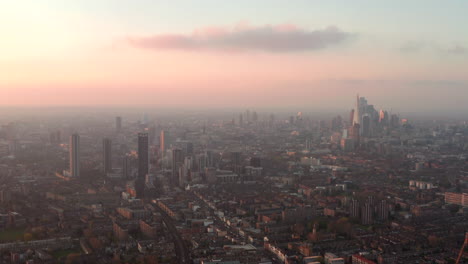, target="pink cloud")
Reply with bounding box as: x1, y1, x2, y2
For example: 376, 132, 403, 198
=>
128, 24, 354, 52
